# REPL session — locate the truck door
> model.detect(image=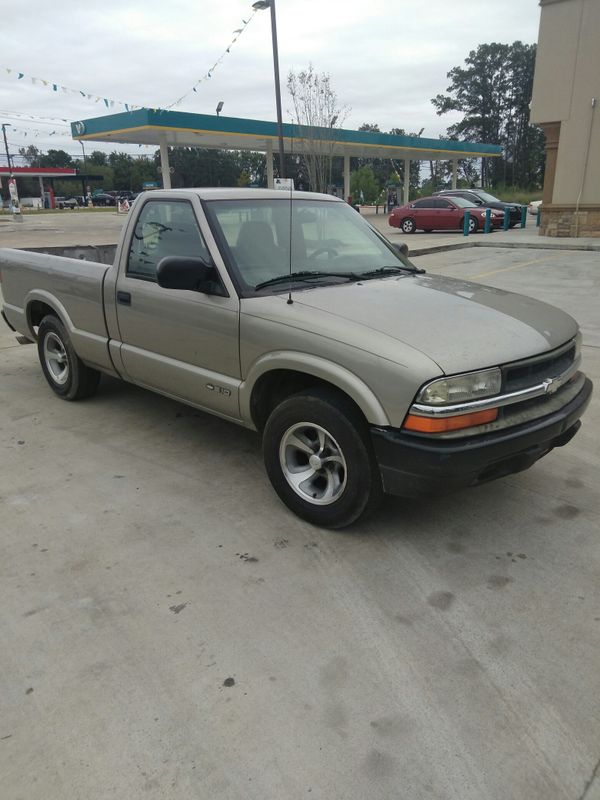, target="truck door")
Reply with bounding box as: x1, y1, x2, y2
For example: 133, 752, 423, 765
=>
114, 197, 241, 420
